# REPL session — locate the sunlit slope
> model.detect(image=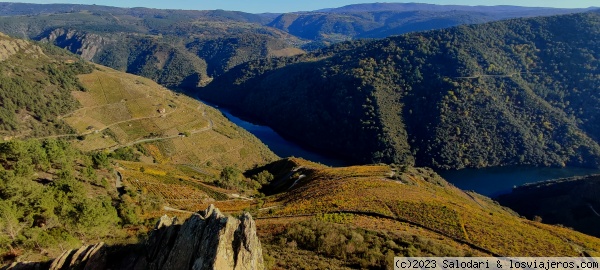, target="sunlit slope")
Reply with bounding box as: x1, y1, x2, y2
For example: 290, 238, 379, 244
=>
258, 158, 600, 257
116, 161, 251, 215
64, 65, 277, 170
